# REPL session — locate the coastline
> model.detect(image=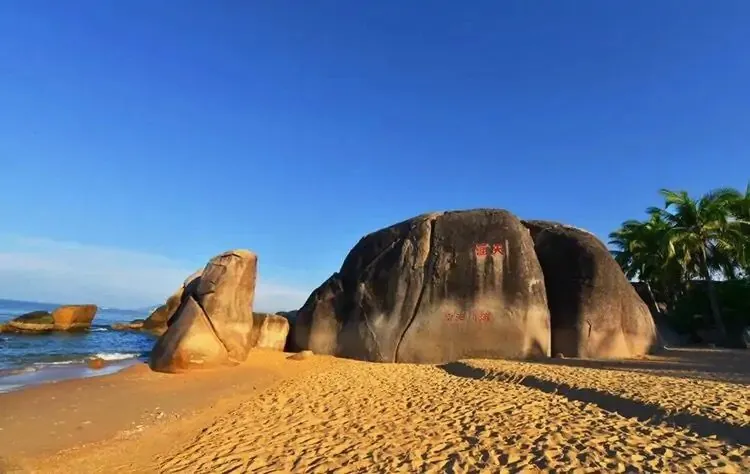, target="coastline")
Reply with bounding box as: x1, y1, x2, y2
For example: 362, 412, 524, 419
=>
0, 358, 144, 394
0, 350, 338, 473
1, 348, 749, 473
